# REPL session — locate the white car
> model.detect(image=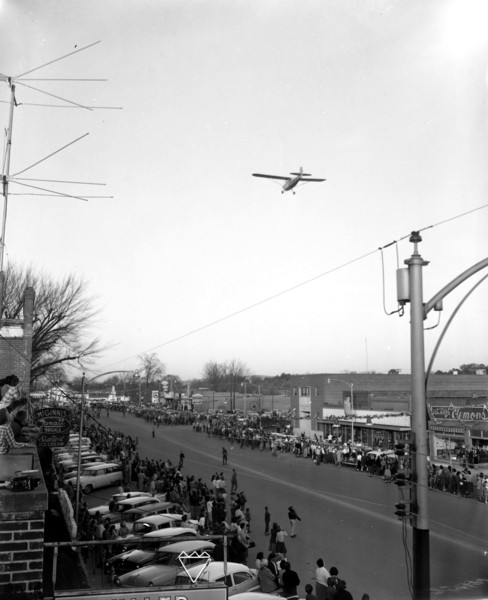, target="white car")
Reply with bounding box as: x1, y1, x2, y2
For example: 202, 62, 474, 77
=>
132, 514, 182, 536
174, 562, 260, 596
65, 462, 123, 494
88, 491, 153, 516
